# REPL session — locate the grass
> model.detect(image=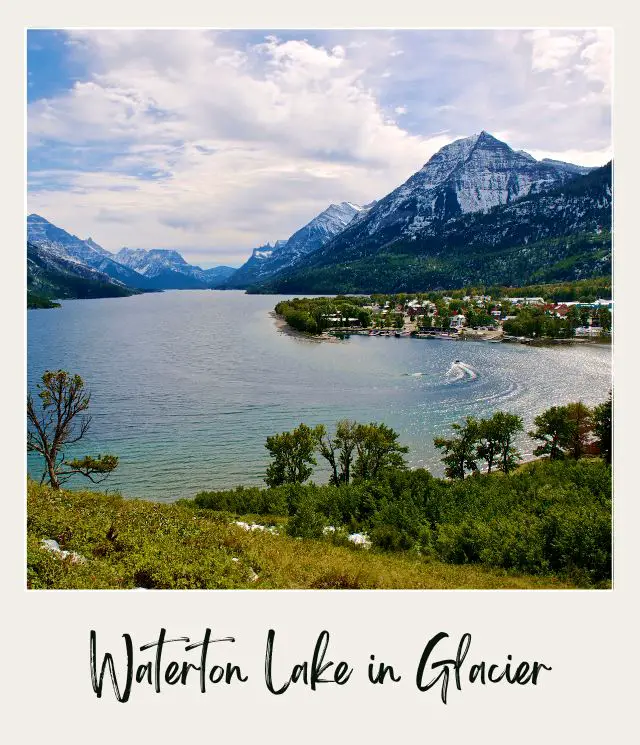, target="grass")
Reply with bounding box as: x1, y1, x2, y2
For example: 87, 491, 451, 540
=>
27, 481, 577, 590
